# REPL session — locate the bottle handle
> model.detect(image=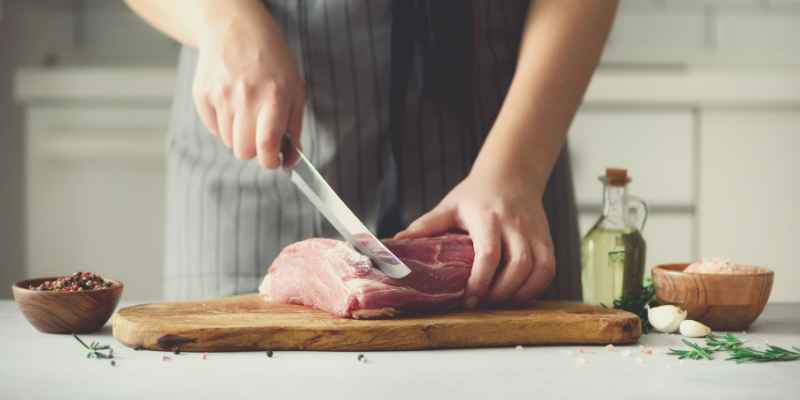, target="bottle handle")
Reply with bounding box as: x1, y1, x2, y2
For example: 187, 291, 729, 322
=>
625, 195, 648, 232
